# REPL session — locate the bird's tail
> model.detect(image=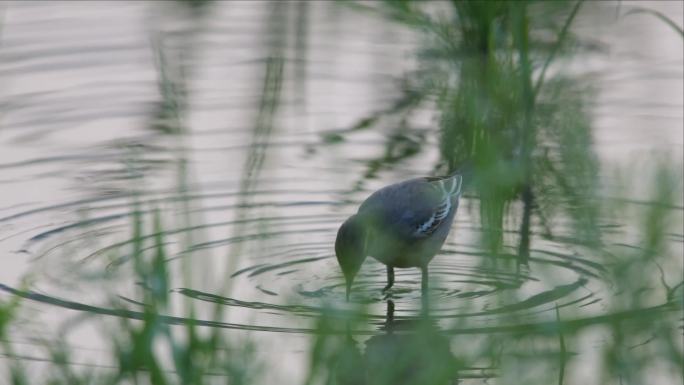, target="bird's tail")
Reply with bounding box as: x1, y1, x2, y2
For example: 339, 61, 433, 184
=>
442, 174, 463, 197
446, 160, 473, 194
